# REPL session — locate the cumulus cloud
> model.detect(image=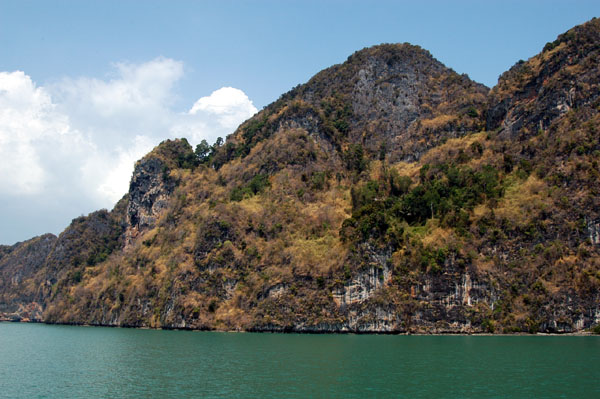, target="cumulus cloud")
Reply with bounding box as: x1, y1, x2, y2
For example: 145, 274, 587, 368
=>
52, 57, 183, 145
189, 87, 258, 129
0, 71, 81, 196
170, 87, 257, 145
80, 135, 156, 205
0, 59, 257, 244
